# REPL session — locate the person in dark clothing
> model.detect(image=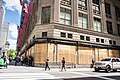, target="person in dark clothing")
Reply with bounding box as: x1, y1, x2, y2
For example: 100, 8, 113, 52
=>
14, 56, 20, 66
90, 59, 95, 68
29, 55, 33, 66
45, 58, 50, 70
61, 57, 66, 71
